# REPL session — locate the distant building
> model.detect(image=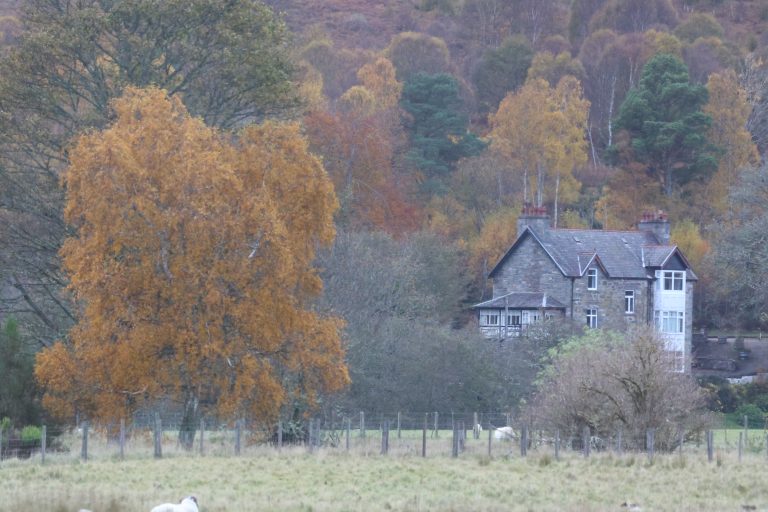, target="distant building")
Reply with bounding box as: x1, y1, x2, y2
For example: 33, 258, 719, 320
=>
472, 205, 696, 372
